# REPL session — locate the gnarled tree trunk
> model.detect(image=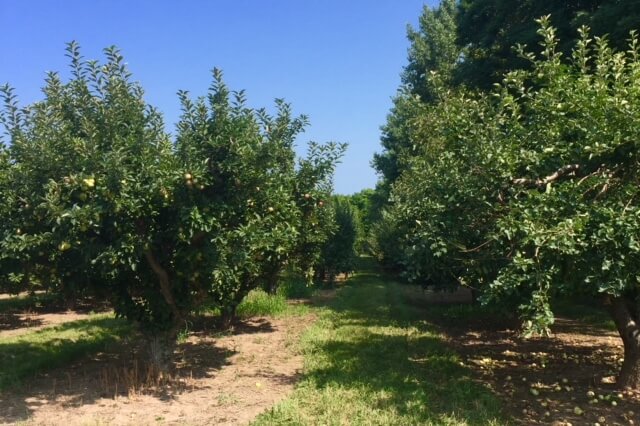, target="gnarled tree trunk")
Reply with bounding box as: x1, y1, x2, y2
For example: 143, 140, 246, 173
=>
144, 249, 183, 372
609, 296, 640, 389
